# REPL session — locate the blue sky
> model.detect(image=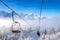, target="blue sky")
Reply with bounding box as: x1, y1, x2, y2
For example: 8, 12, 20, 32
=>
0, 0, 60, 17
